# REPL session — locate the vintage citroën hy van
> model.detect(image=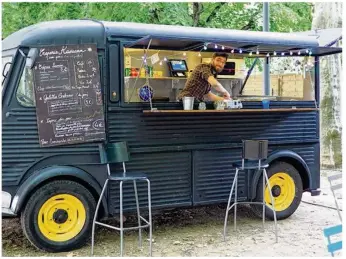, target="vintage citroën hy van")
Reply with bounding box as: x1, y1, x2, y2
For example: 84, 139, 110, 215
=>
1, 20, 342, 252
